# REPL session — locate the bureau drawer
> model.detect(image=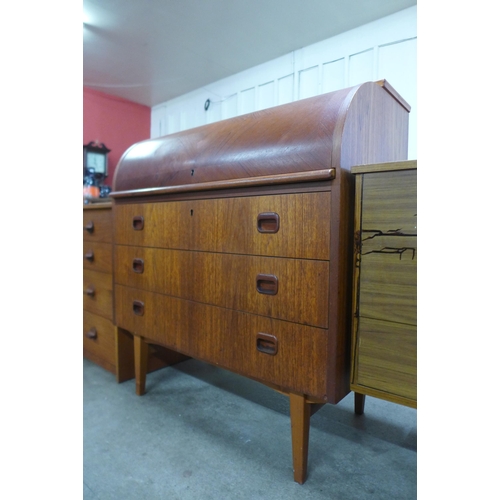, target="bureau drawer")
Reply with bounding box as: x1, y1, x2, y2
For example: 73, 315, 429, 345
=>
114, 245, 329, 327
83, 270, 113, 319
354, 316, 416, 401
83, 242, 112, 273
83, 310, 116, 369
113, 192, 330, 259
360, 169, 417, 236
115, 285, 328, 398
83, 208, 113, 243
